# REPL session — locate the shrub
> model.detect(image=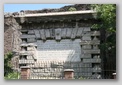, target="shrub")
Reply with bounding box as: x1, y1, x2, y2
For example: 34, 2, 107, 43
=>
69, 7, 77, 11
